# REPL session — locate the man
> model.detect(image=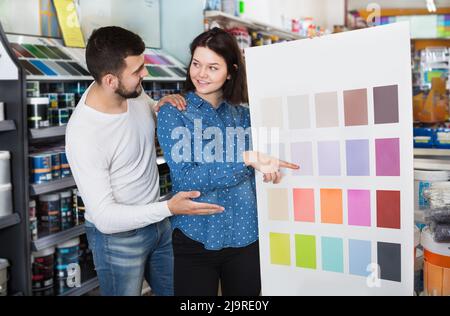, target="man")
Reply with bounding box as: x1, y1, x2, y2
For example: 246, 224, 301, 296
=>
66, 26, 224, 296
